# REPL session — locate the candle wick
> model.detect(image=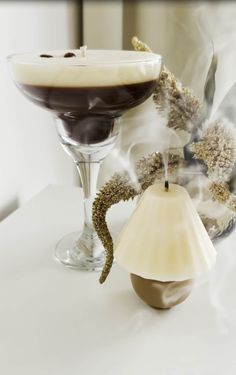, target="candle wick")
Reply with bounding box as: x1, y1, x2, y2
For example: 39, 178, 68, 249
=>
165, 180, 169, 192
80, 45, 87, 58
